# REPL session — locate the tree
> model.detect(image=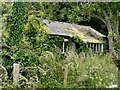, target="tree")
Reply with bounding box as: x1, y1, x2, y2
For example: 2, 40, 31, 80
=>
42, 2, 120, 61
80, 3, 120, 61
